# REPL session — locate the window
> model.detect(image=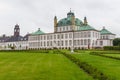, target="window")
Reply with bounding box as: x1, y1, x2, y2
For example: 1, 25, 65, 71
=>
69, 40, 72, 46
81, 32, 83, 38
69, 33, 72, 38
84, 32, 86, 37
66, 26, 68, 31
96, 41, 97, 45
51, 35, 52, 39
100, 41, 103, 45
65, 40, 68, 46
47, 35, 49, 40
54, 35, 56, 39
47, 41, 49, 46
50, 41, 52, 46
88, 39, 90, 45
84, 39, 87, 45
65, 34, 68, 39
44, 36, 46, 40
44, 42, 46, 46
74, 40, 76, 46
93, 32, 94, 37
58, 41, 60, 46
57, 34, 60, 39
81, 40, 83, 45
61, 41, 64, 46
88, 32, 91, 37
41, 36, 42, 40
